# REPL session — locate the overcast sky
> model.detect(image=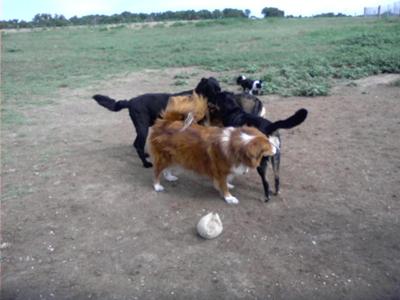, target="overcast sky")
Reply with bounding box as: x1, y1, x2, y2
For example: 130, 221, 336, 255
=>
1, 0, 397, 21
